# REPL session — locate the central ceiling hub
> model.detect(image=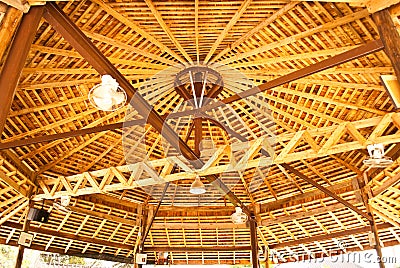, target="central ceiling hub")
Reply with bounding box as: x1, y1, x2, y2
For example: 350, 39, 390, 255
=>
174, 66, 224, 108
